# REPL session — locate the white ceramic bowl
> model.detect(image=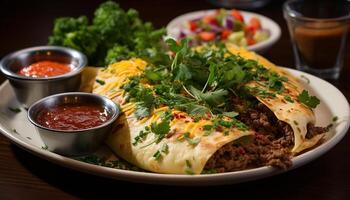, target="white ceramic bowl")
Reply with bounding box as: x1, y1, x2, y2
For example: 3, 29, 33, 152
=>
166, 9, 281, 54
